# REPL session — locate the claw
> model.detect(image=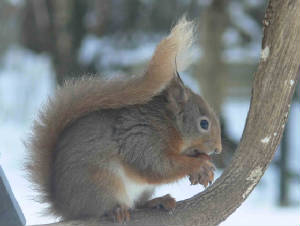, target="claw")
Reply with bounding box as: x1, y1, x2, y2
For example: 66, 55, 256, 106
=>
188, 159, 215, 188
110, 204, 130, 223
